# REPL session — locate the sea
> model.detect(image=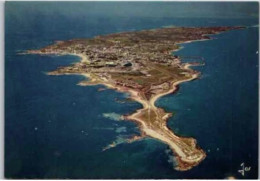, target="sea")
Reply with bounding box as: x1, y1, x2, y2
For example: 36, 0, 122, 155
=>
5, 2, 259, 179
